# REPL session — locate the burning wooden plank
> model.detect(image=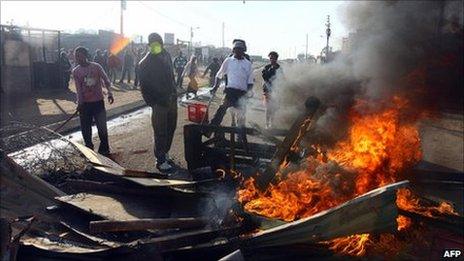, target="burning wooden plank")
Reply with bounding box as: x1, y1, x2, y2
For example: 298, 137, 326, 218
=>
256, 97, 321, 190
243, 181, 408, 248
89, 217, 209, 233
